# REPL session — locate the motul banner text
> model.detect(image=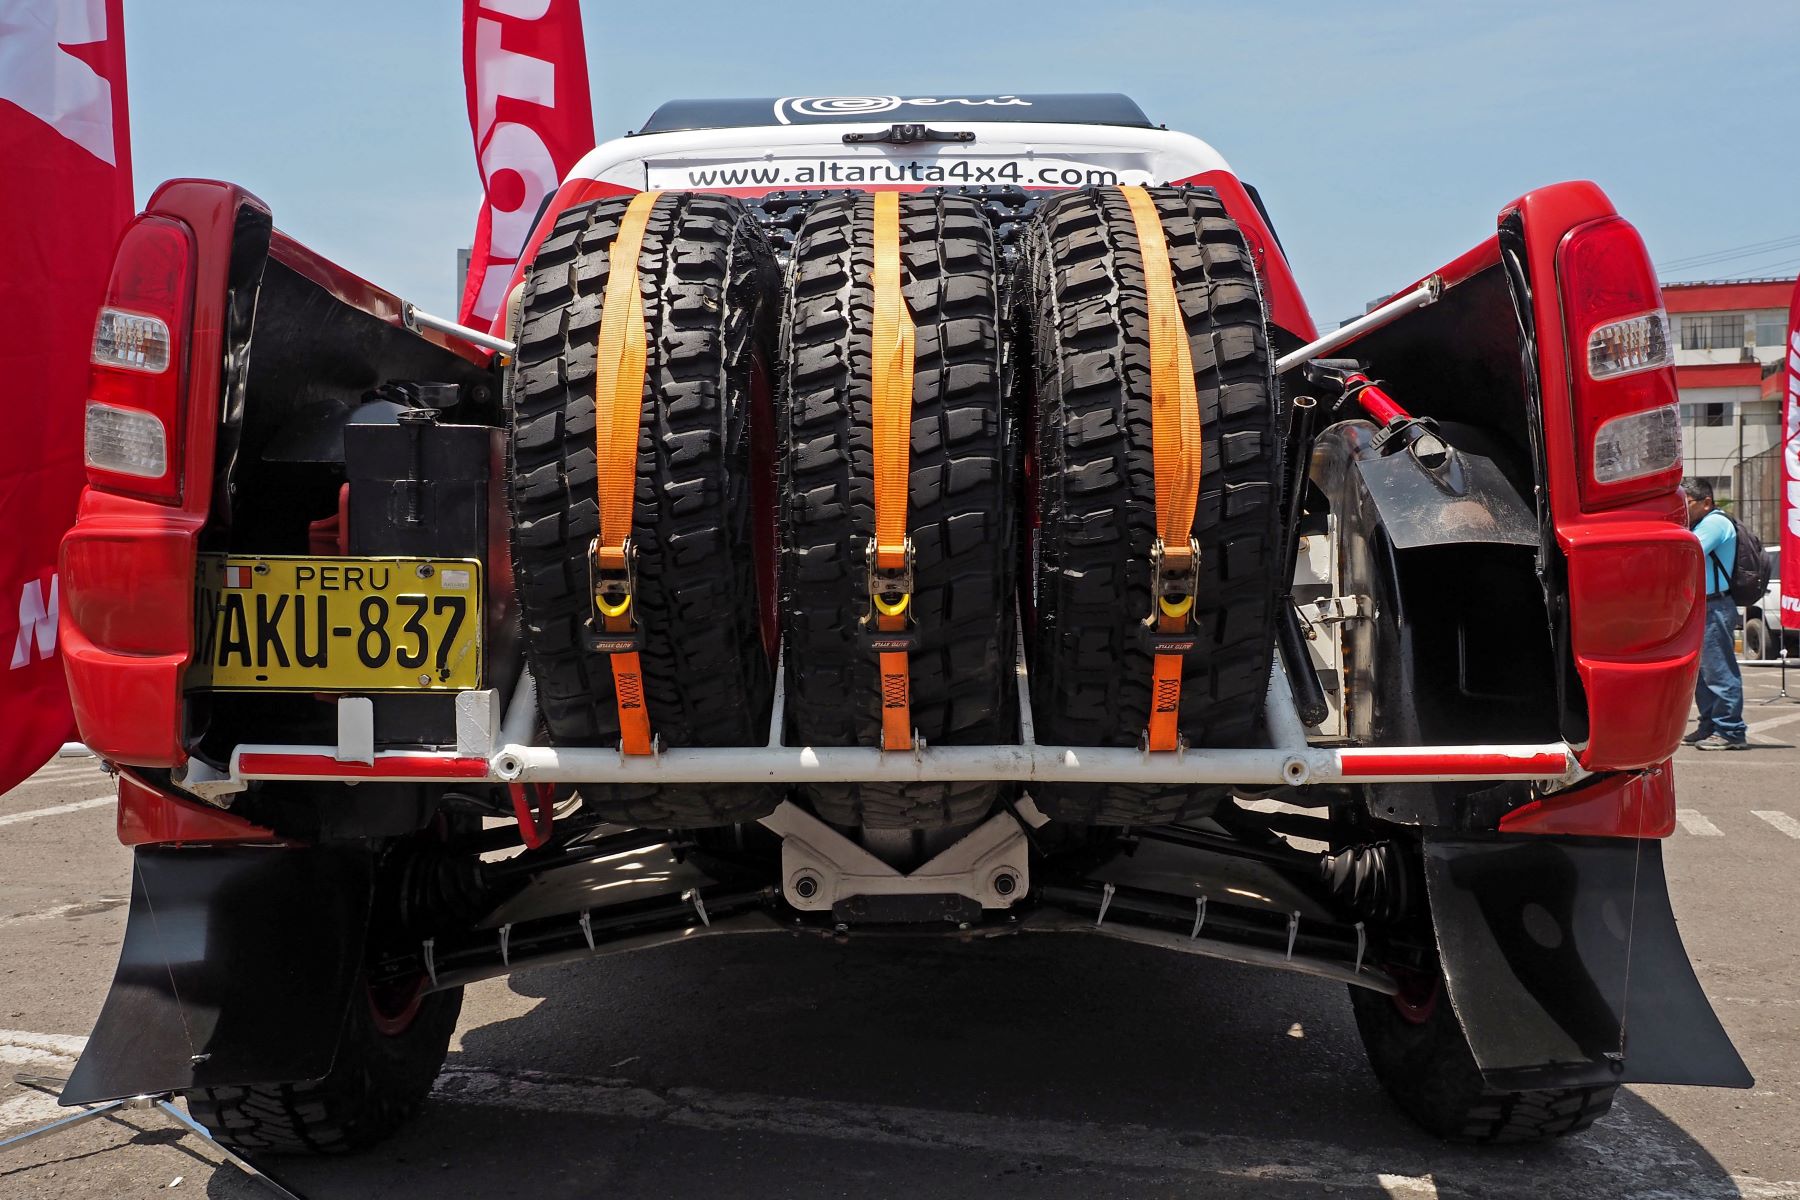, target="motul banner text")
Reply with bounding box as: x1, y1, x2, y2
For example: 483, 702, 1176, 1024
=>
1782, 276, 1800, 627
457, 0, 596, 328
0, 0, 133, 793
